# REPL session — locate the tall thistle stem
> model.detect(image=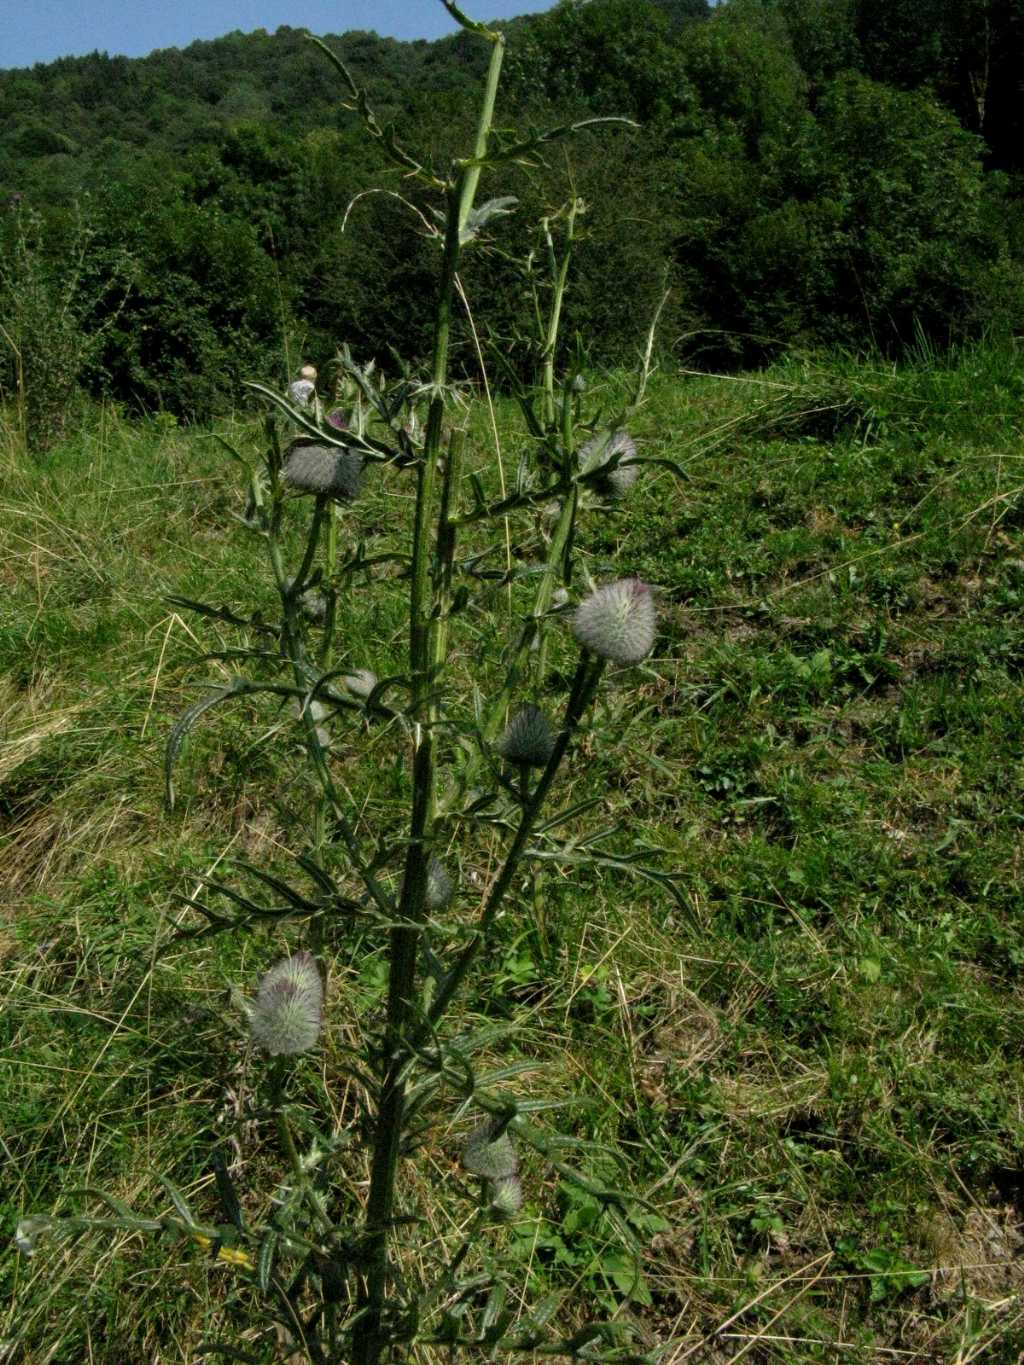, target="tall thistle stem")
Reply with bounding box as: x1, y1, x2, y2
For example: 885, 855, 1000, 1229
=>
352, 30, 505, 1365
